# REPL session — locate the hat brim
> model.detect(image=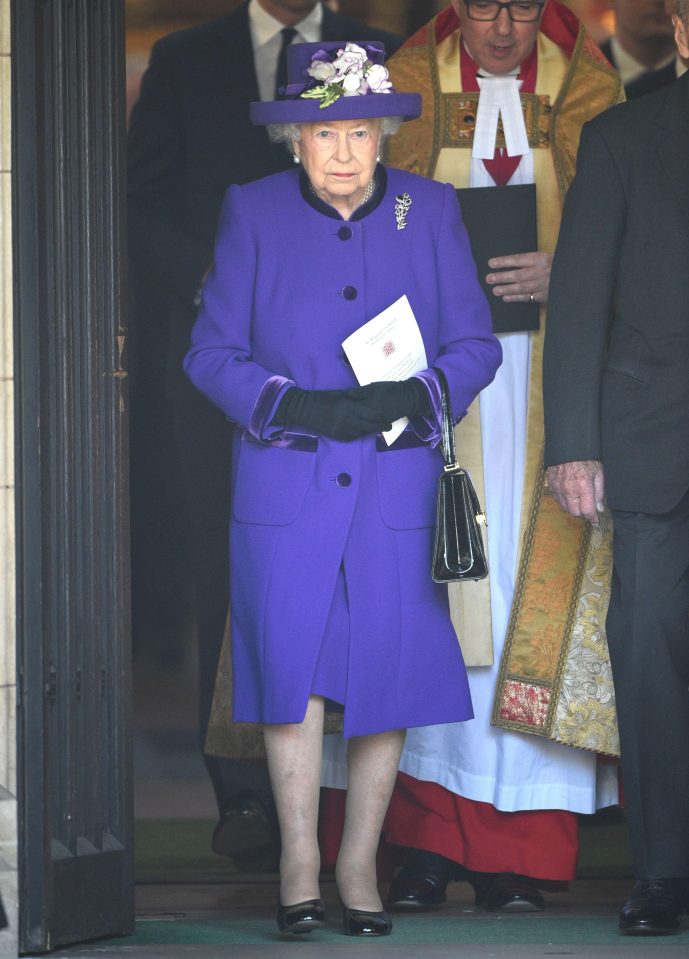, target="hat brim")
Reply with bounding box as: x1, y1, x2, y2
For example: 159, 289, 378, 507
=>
250, 92, 422, 125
